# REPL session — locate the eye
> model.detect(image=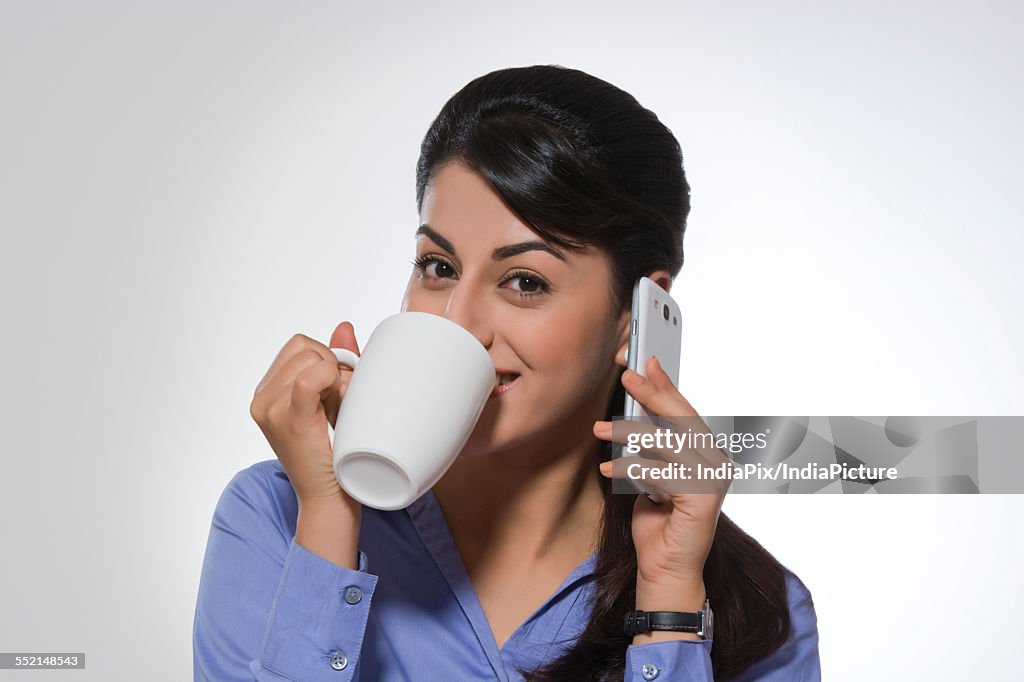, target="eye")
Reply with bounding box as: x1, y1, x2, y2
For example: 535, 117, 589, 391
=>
501, 270, 551, 298
411, 254, 457, 280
